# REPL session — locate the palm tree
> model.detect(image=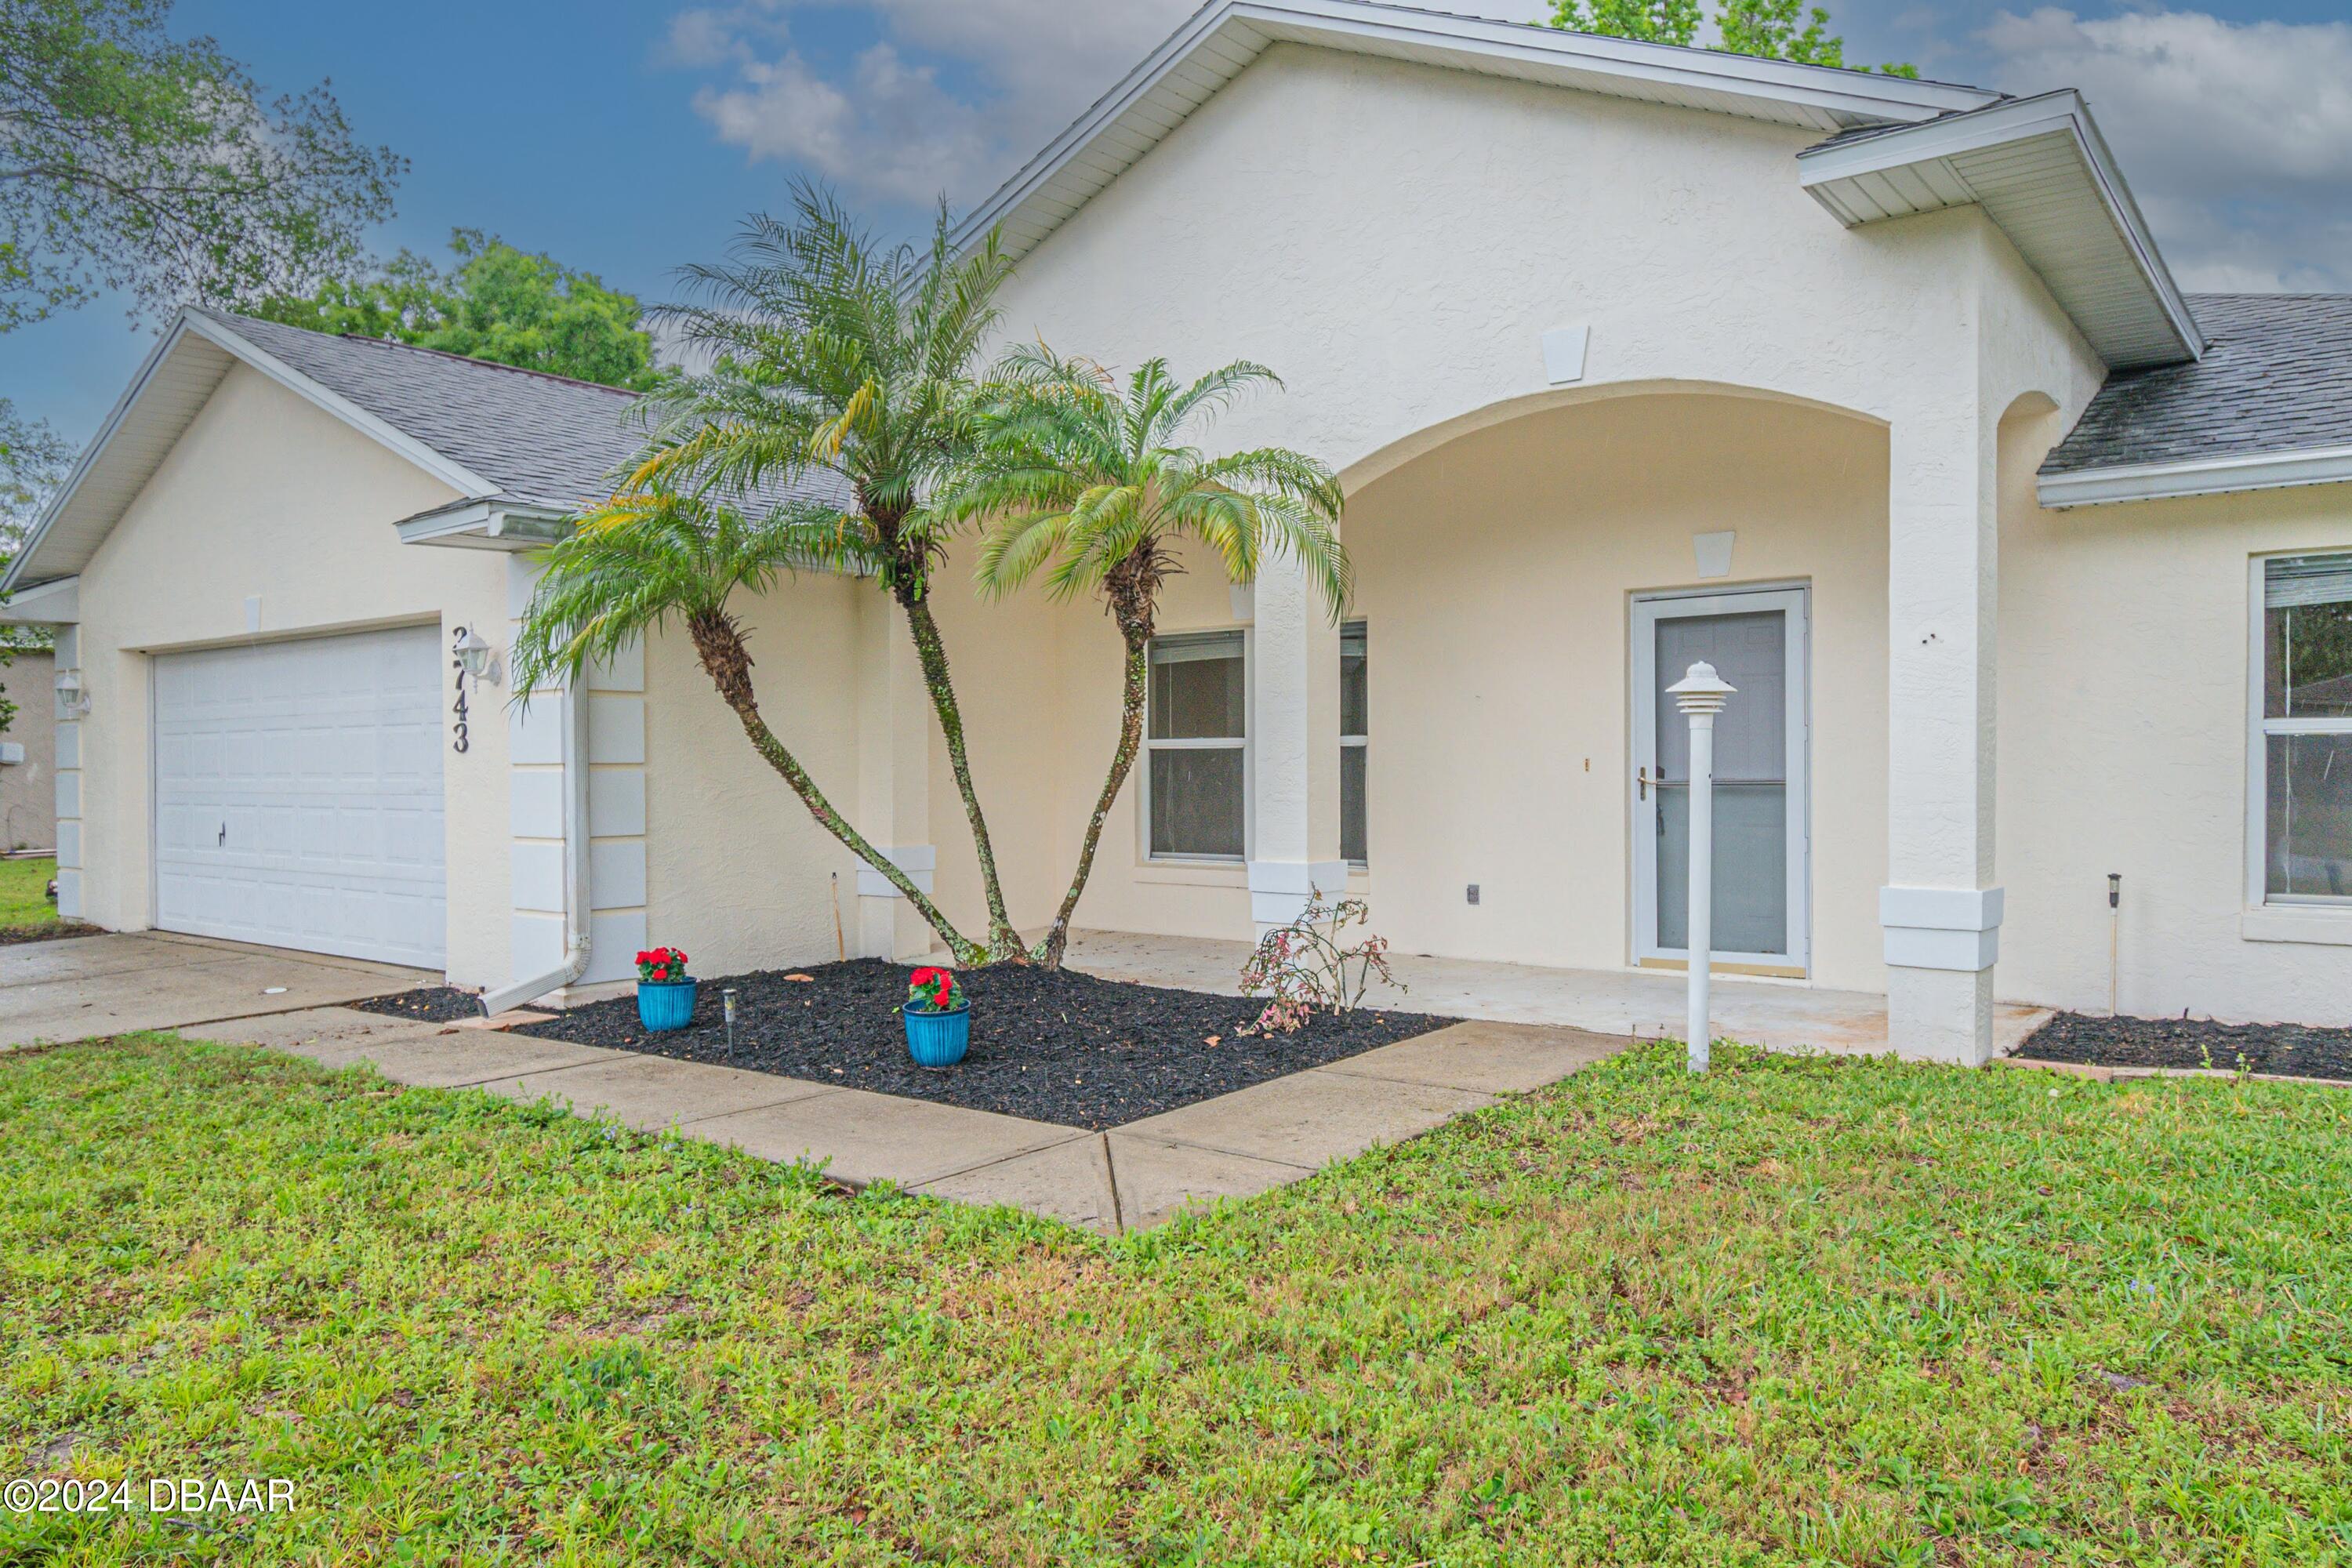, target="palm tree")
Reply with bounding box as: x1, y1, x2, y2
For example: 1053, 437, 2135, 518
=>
621, 184, 1025, 960
509, 482, 989, 964
941, 345, 1349, 968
